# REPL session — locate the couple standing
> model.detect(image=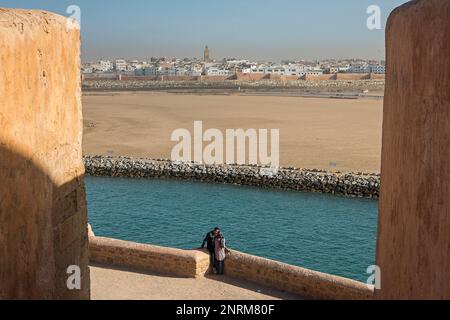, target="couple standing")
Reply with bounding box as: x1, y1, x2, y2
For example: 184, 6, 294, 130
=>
200, 227, 227, 275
